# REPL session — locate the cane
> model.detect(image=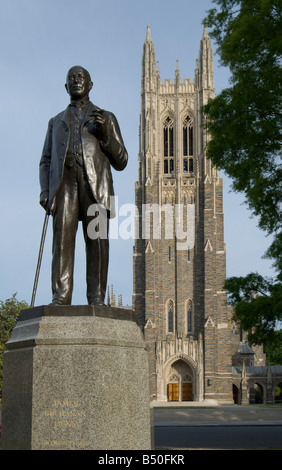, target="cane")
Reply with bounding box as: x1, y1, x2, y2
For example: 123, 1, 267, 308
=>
30, 211, 49, 308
